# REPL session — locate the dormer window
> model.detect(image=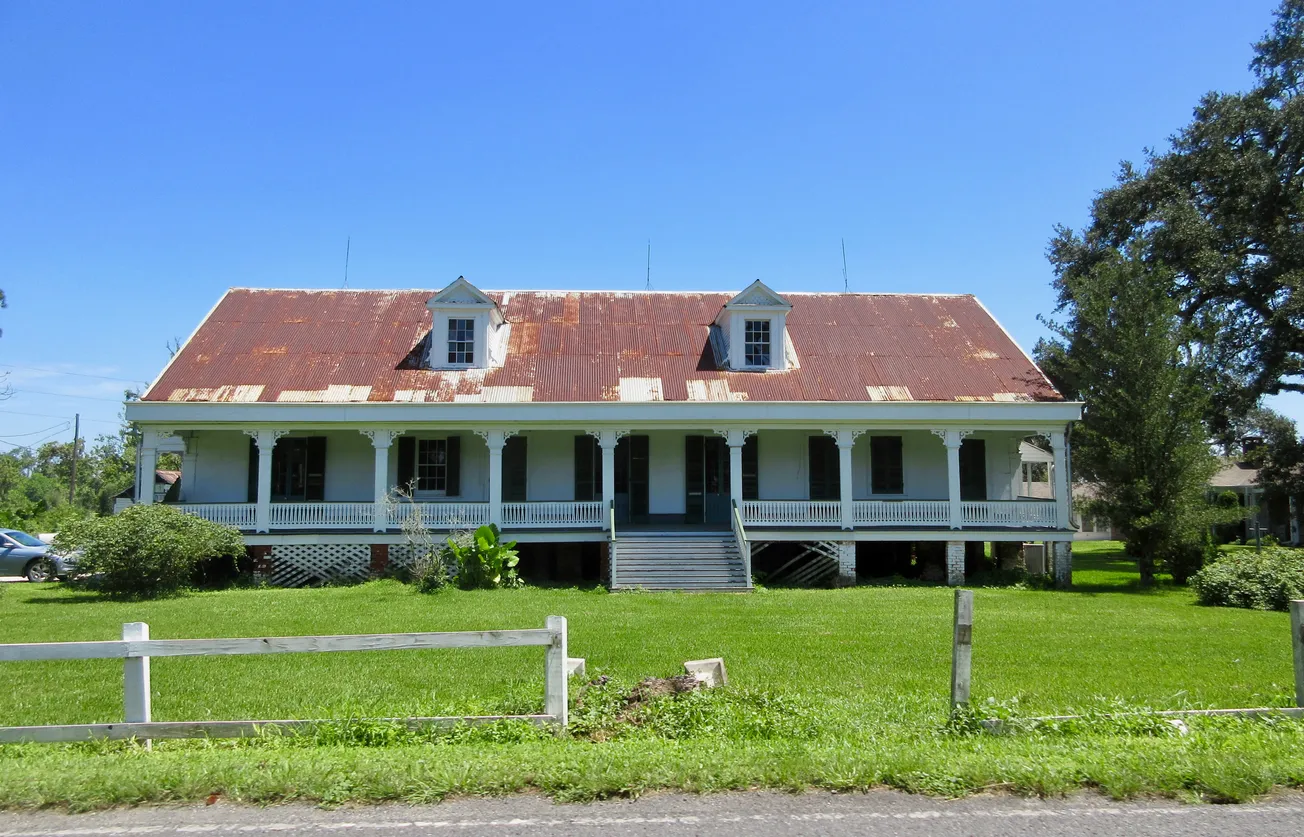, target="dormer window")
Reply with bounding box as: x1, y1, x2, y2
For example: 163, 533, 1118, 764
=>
424, 276, 510, 371
744, 320, 771, 366
715, 280, 794, 371
448, 318, 475, 365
